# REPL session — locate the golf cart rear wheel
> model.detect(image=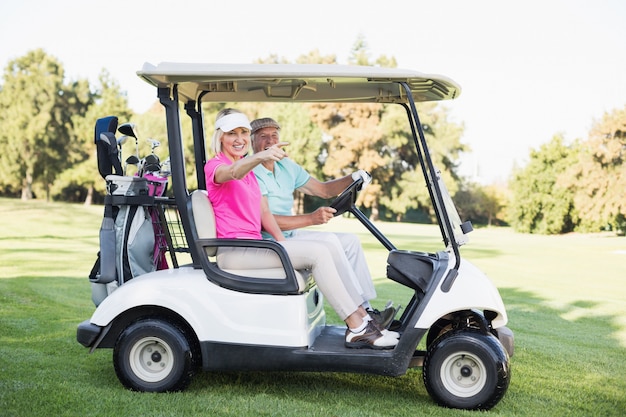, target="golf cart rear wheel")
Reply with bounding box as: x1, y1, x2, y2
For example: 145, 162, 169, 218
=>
423, 328, 510, 410
113, 318, 194, 392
